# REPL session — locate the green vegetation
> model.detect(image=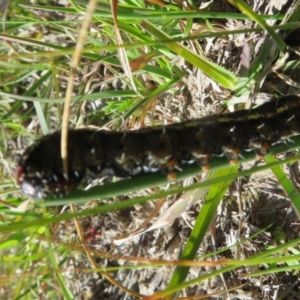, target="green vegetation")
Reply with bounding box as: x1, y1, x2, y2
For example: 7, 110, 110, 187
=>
1, 0, 300, 299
